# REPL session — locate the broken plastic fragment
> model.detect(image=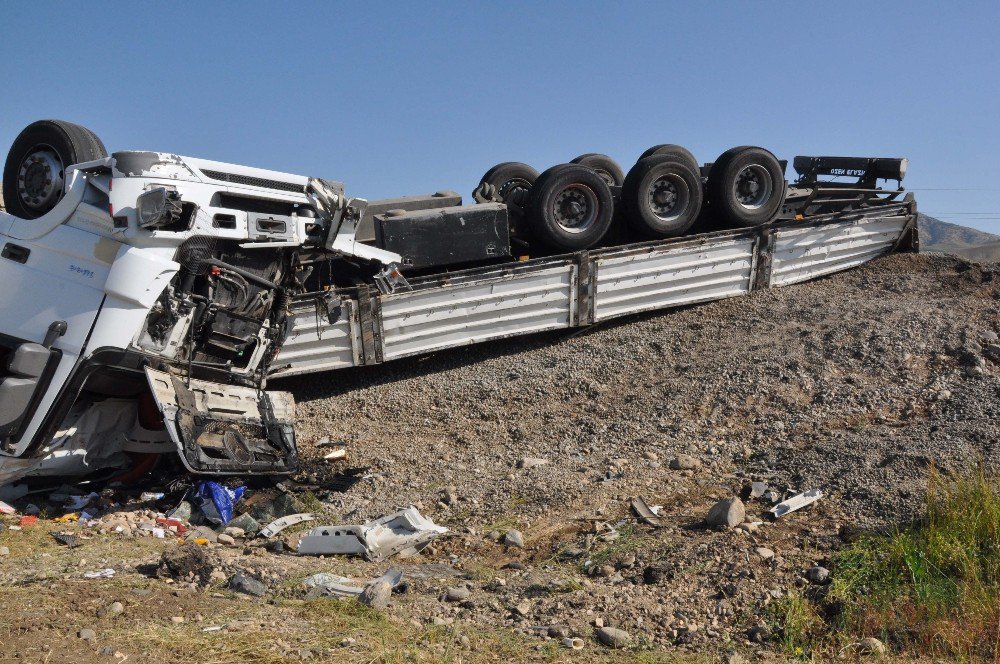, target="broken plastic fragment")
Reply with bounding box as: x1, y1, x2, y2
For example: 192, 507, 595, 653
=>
259, 512, 315, 538
83, 568, 116, 579
769, 489, 823, 518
